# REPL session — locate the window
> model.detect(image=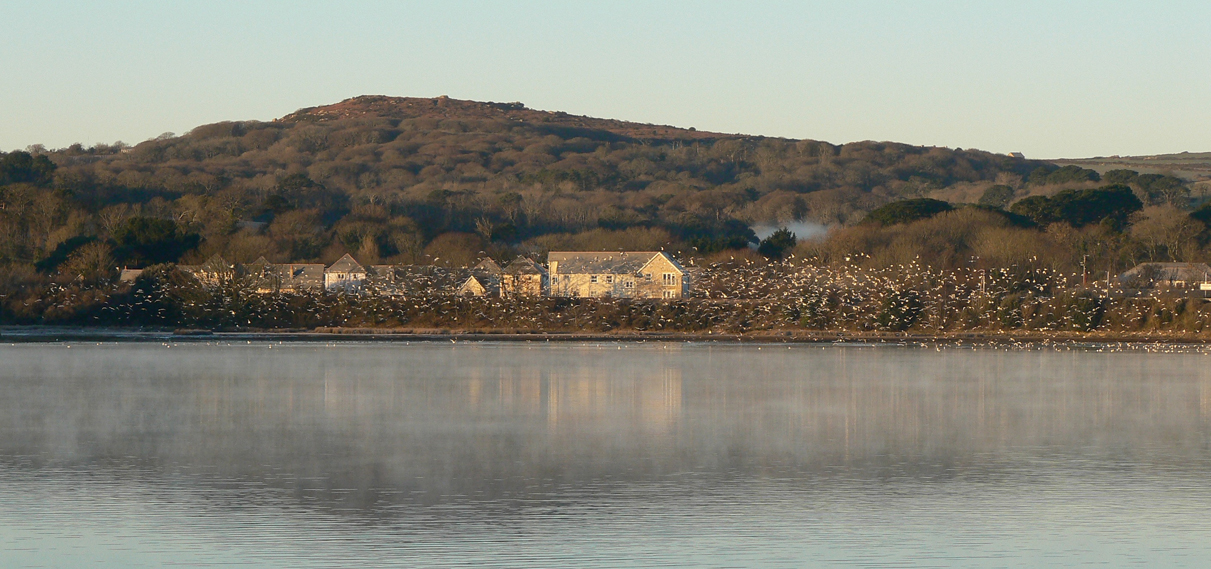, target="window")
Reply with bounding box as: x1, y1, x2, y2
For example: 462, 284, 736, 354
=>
624, 281, 634, 289
663, 290, 677, 298
590, 275, 598, 283
644, 273, 652, 281
605, 275, 614, 284
551, 276, 559, 284
663, 273, 677, 286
